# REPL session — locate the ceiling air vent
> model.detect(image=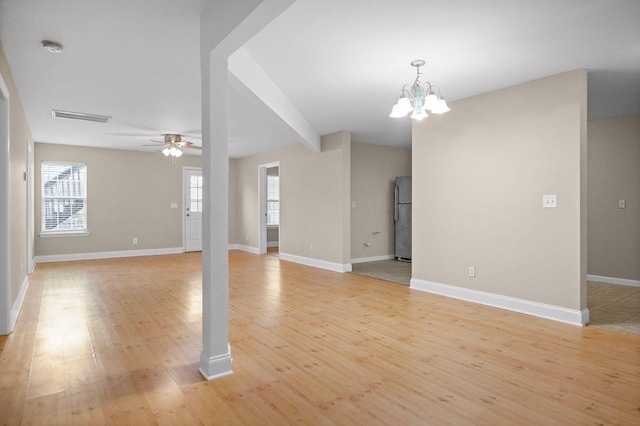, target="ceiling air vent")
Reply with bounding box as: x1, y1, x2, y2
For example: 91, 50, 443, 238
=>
52, 110, 111, 123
